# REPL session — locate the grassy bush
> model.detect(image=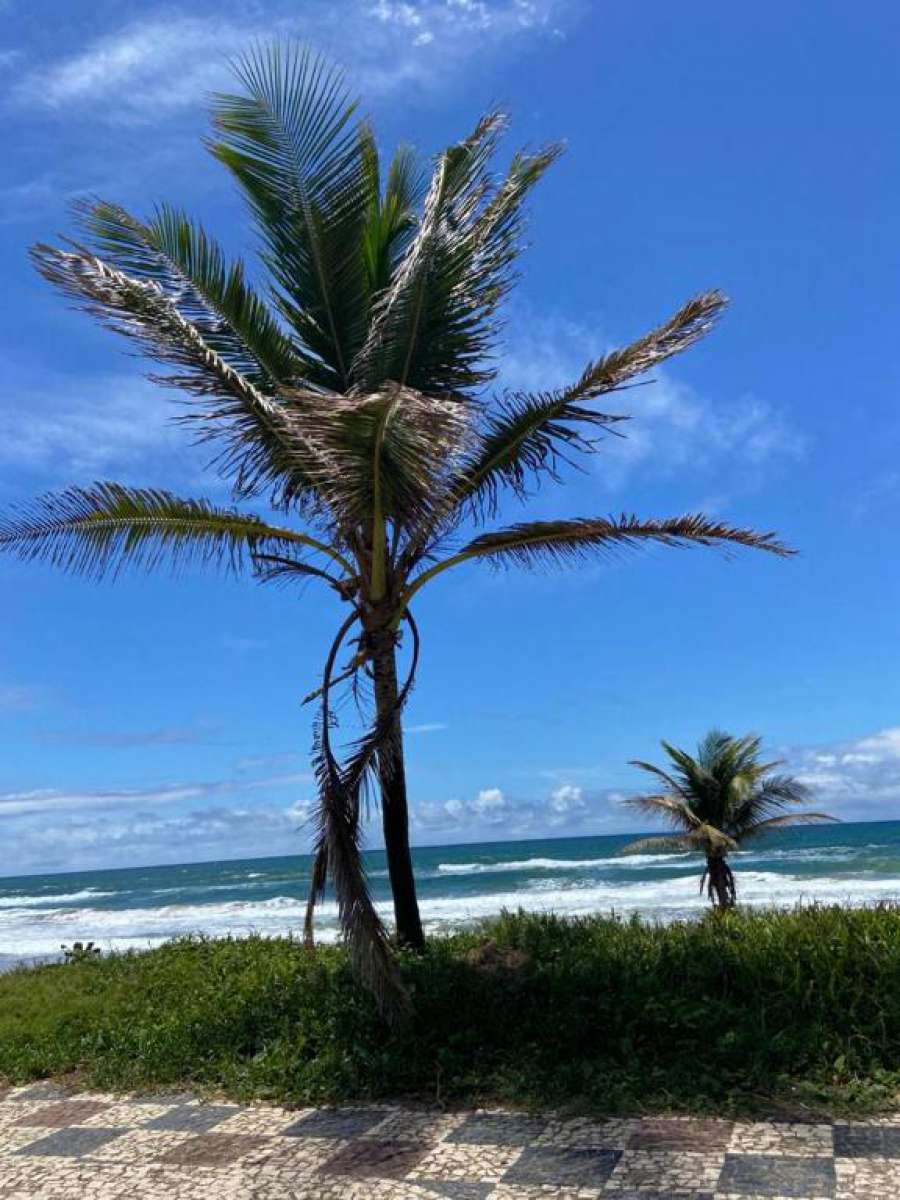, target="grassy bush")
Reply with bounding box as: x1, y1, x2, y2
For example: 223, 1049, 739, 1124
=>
2, 906, 900, 1115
